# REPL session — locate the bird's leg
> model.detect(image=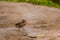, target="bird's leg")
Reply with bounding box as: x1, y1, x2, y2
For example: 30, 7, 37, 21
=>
18, 28, 20, 31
